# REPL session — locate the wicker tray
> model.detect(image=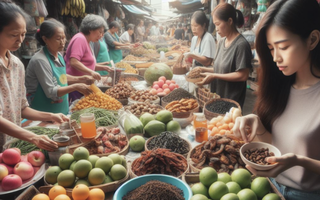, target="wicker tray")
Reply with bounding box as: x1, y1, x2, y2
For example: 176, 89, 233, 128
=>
204, 98, 241, 121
